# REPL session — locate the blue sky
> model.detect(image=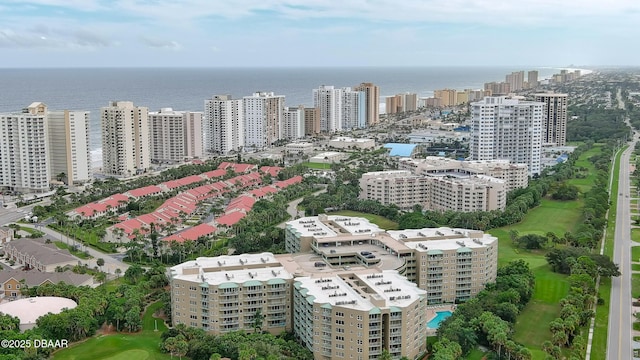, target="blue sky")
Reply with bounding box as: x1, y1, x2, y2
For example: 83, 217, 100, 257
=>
0, 0, 639, 67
